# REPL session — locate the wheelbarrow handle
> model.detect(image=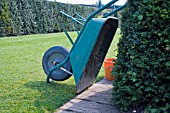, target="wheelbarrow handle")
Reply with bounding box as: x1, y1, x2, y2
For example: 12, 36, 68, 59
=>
86, 0, 119, 22
56, 12, 74, 45
71, 0, 121, 52
73, 14, 86, 22
57, 11, 84, 25
56, 11, 86, 44
102, 4, 127, 18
